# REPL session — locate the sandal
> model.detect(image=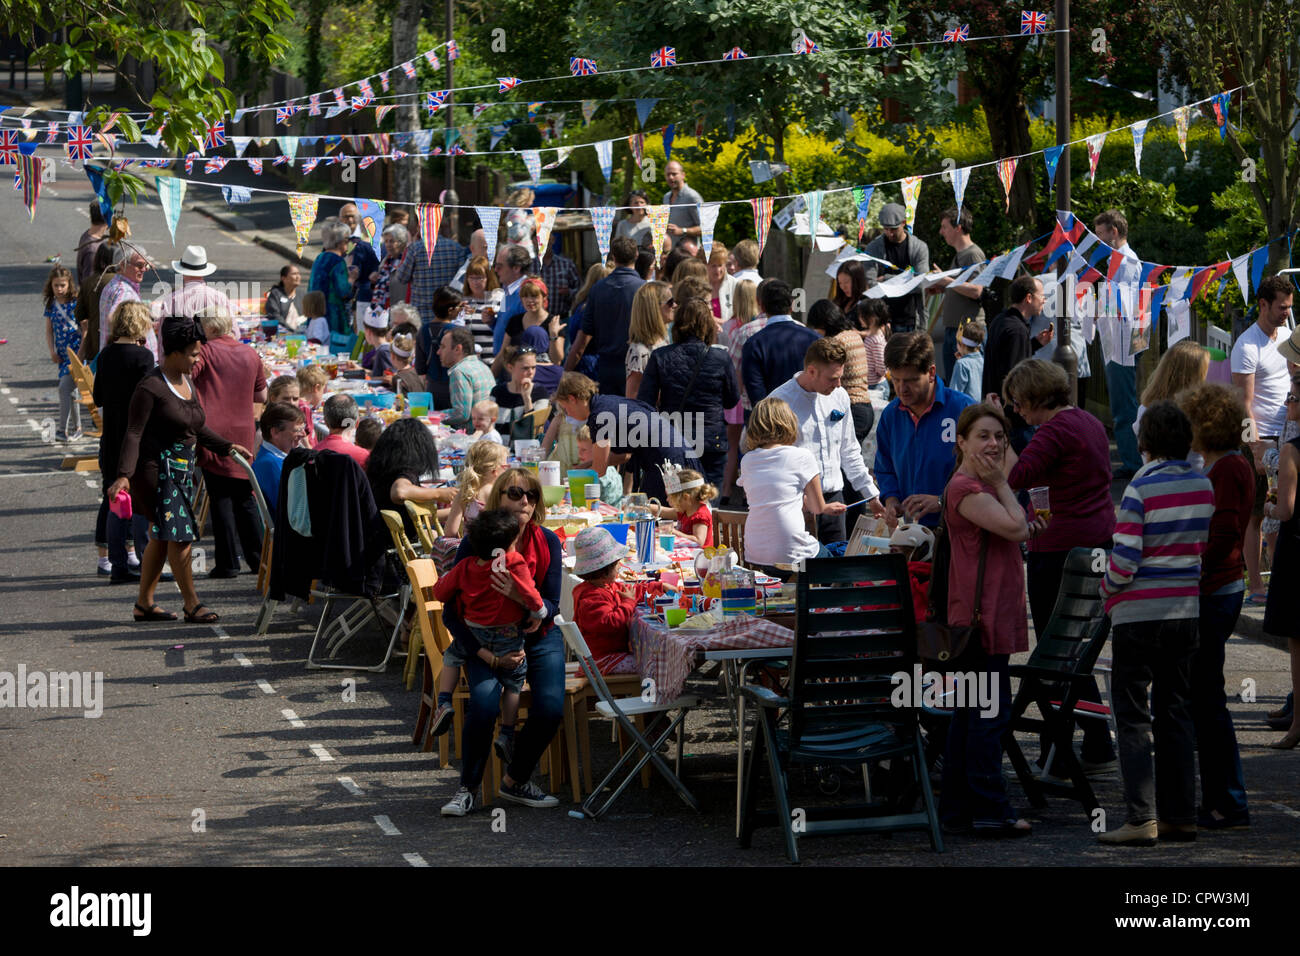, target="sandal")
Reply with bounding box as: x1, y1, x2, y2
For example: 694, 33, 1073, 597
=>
183, 604, 220, 624
1245, 591, 1269, 606
134, 603, 178, 622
